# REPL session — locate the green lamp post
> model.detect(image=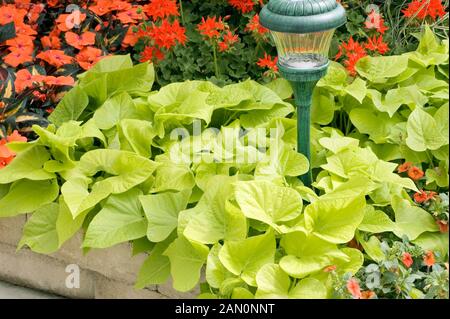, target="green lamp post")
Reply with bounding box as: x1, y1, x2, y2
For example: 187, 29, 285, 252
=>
260, 0, 346, 187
